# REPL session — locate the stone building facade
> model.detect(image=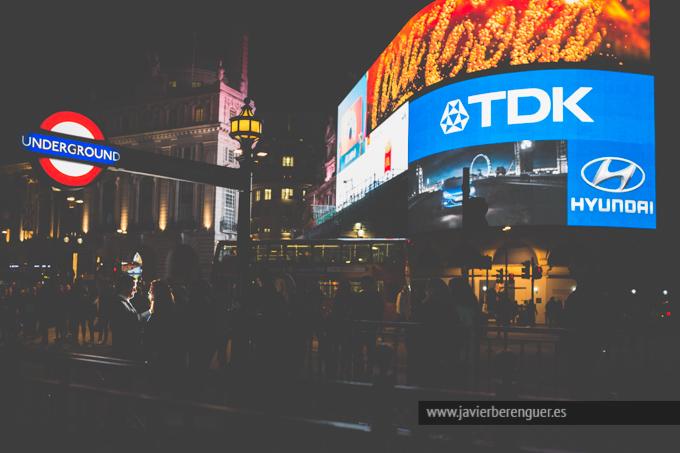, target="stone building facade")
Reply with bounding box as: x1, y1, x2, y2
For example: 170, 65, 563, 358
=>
1, 34, 253, 285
